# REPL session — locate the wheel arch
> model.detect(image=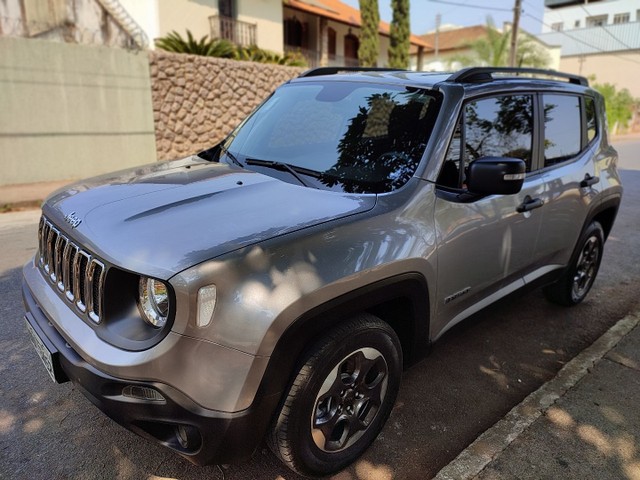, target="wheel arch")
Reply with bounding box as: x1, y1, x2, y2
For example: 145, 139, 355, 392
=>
252, 273, 430, 411
590, 196, 620, 240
